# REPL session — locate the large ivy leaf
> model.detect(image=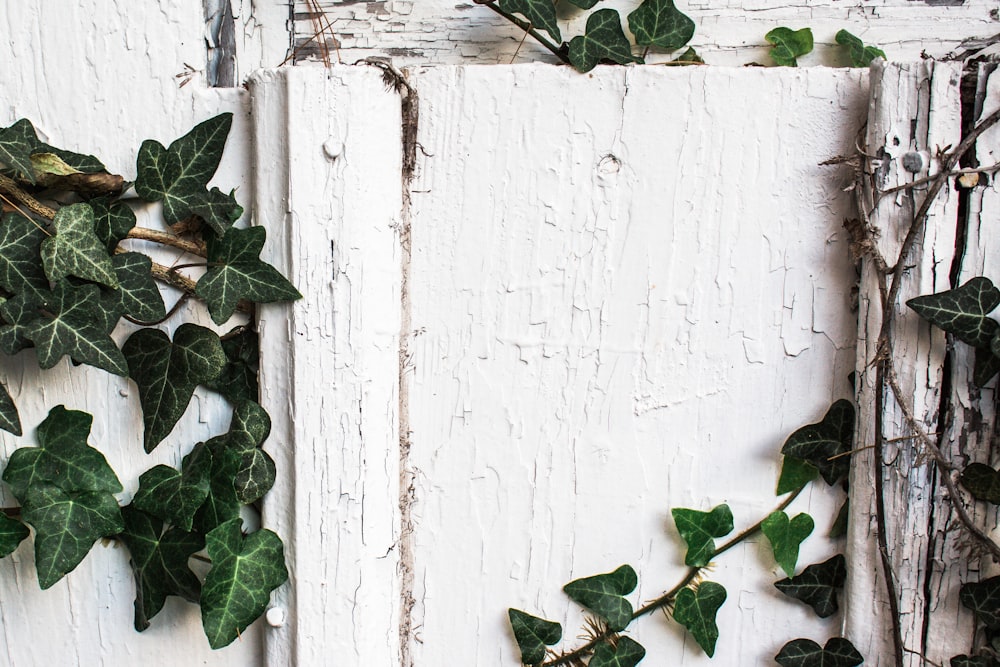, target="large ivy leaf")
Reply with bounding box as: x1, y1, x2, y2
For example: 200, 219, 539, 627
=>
762, 511, 814, 576
508, 609, 562, 665
24, 281, 127, 375
22, 483, 123, 589
132, 453, 212, 532
960, 576, 1000, 630
3, 405, 122, 499
497, 0, 560, 42
201, 519, 288, 649
40, 203, 119, 288
123, 324, 225, 452
835, 29, 885, 68
568, 9, 642, 73
671, 504, 733, 567
105, 252, 165, 323
562, 564, 637, 631
204, 326, 259, 405
0, 513, 29, 557
775, 638, 864, 667
193, 441, 243, 534
589, 637, 646, 667
90, 197, 137, 252
0, 119, 38, 182
627, 0, 695, 51
119, 506, 204, 631
961, 463, 1000, 504
780, 400, 855, 485
774, 554, 846, 618
907, 277, 1000, 349
0, 213, 50, 303
766, 27, 814, 67
135, 114, 240, 236
673, 581, 726, 657
776, 455, 819, 495
195, 226, 301, 325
